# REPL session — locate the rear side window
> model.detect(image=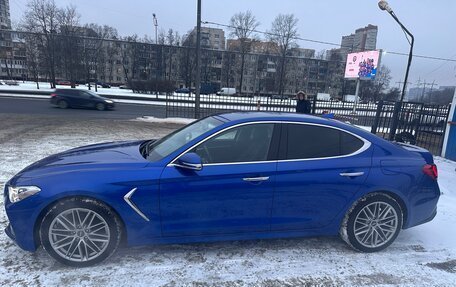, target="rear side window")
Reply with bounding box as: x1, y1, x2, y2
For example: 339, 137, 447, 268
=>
286, 124, 365, 160
59, 89, 78, 96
